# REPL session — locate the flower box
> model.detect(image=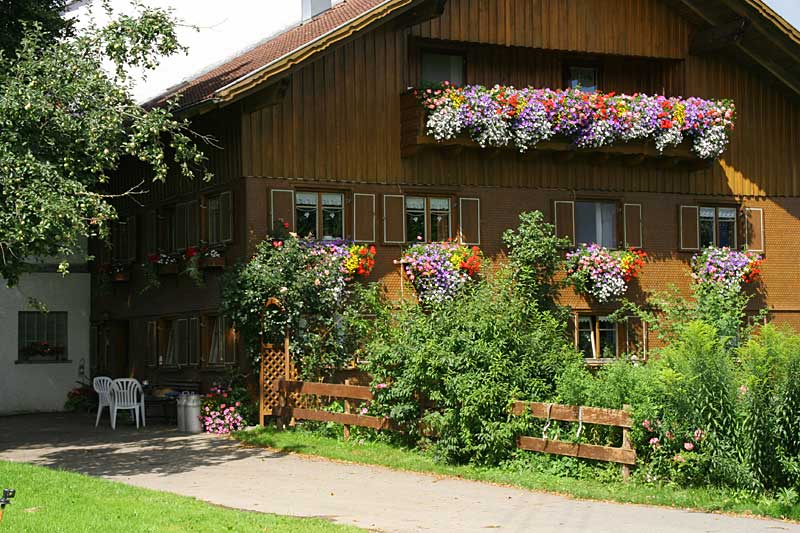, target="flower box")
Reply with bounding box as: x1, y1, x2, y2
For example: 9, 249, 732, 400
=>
400, 90, 724, 169
200, 257, 226, 269
111, 271, 130, 282
159, 263, 179, 275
